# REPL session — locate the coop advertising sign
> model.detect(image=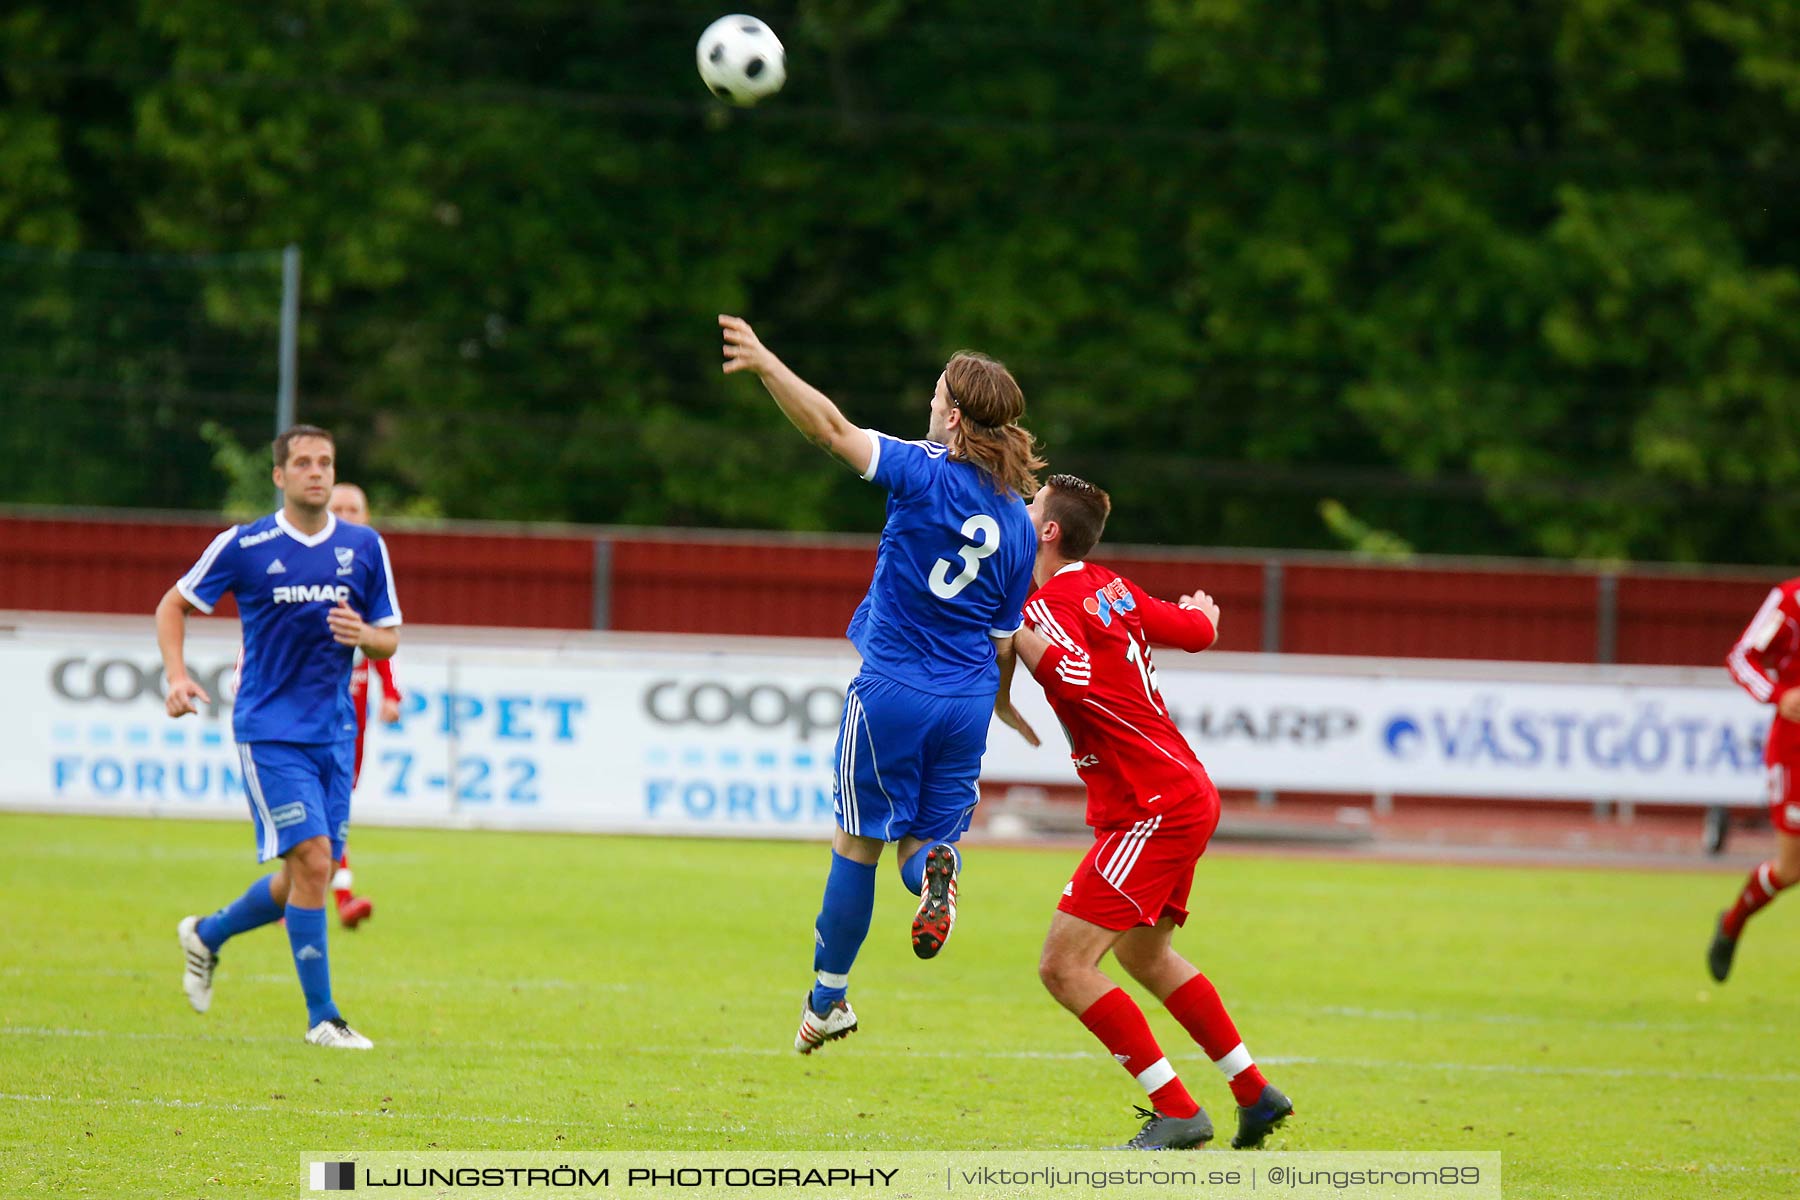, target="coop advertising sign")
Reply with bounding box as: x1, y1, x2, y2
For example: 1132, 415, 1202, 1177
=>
0, 619, 1771, 836
3, 627, 854, 836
